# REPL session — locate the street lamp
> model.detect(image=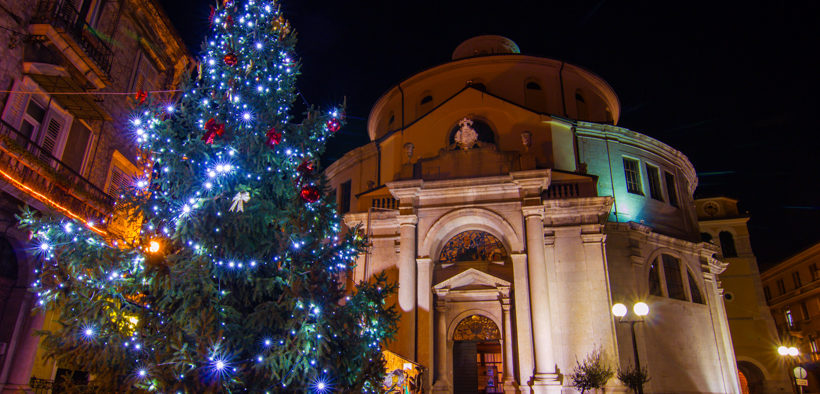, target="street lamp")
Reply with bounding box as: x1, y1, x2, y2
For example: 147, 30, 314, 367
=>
778, 345, 802, 394
612, 302, 649, 394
